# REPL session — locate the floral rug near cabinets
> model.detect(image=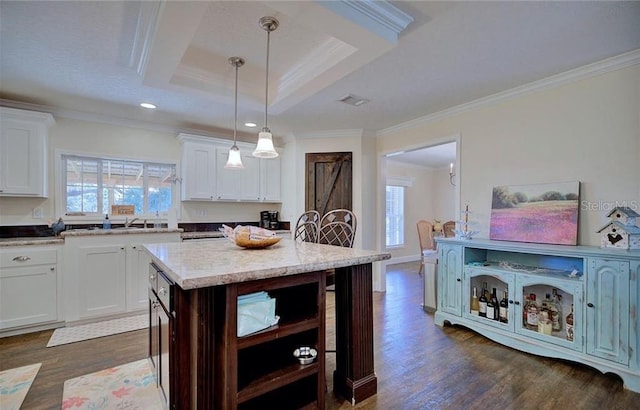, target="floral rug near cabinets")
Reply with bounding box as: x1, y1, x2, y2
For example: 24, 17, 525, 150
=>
47, 314, 148, 347
0, 363, 41, 410
62, 359, 162, 409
